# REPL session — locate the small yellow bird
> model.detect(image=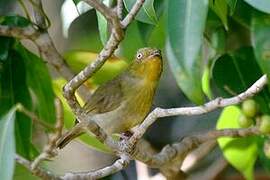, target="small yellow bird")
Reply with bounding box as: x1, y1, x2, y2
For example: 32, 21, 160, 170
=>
57, 47, 163, 148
